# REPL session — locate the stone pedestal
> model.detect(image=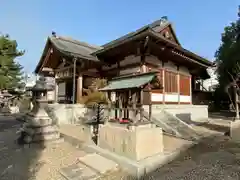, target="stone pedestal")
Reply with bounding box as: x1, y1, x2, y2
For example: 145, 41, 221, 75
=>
98, 122, 163, 161
22, 100, 61, 144
230, 120, 240, 142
